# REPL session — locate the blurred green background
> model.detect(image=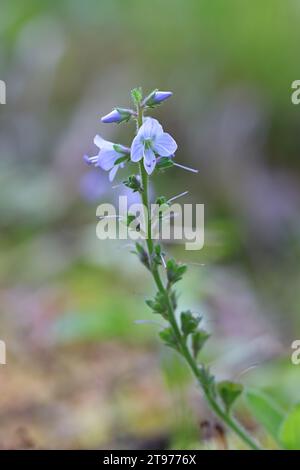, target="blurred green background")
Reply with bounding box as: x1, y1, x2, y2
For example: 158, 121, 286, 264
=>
0, 0, 300, 449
